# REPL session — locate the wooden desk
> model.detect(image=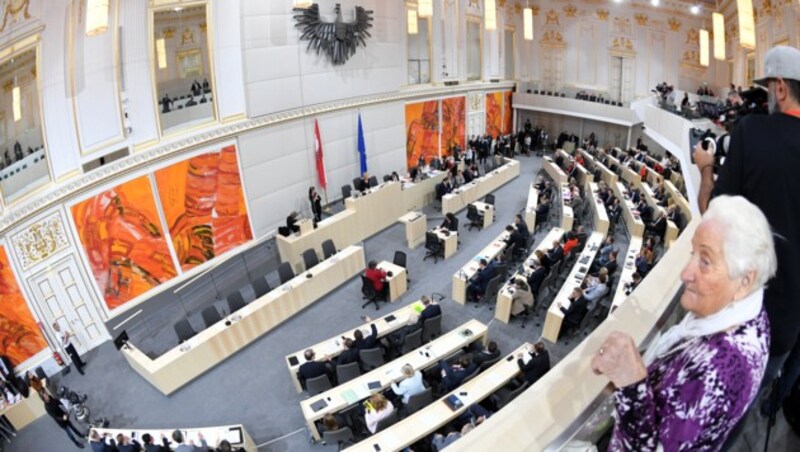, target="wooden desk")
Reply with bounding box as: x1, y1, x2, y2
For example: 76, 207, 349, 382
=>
524, 184, 538, 234
606, 154, 641, 186
541, 232, 605, 343
451, 230, 510, 304
610, 236, 643, 314
613, 182, 645, 237
285, 300, 426, 392
579, 149, 618, 186
300, 320, 488, 442
432, 227, 458, 260
398, 211, 427, 249
0, 392, 46, 430
495, 228, 563, 323
556, 149, 593, 187
471, 201, 494, 229
401, 171, 448, 212
297, 218, 314, 236
95, 425, 256, 452
348, 343, 531, 452
378, 260, 408, 302
441, 159, 520, 214
542, 156, 568, 185
121, 246, 366, 396
638, 181, 679, 246
665, 179, 692, 224
588, 183, 610, 237
558, 183, 574, 231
